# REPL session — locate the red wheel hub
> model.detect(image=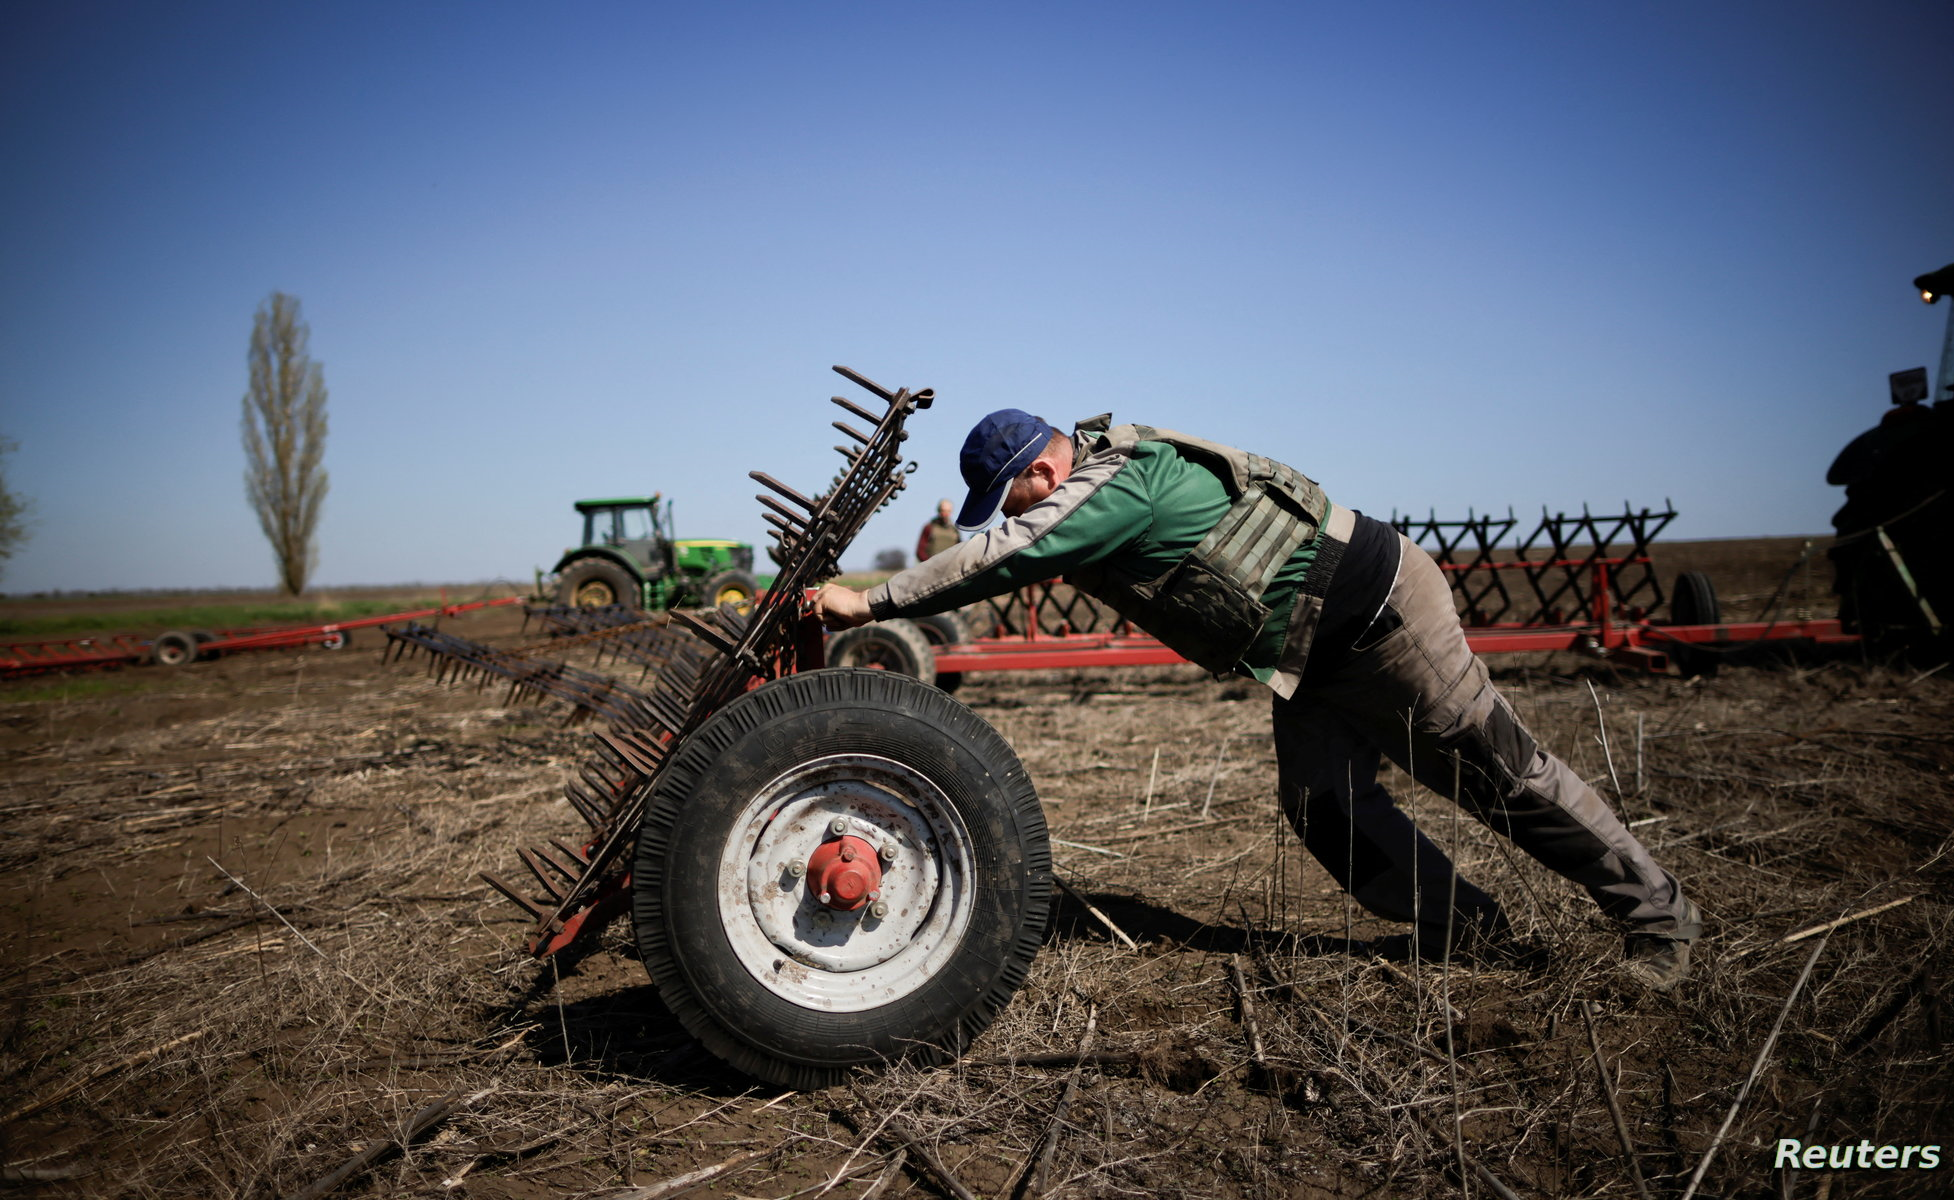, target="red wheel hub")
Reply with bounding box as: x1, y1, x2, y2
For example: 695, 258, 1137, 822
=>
805, 835, 883, 911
